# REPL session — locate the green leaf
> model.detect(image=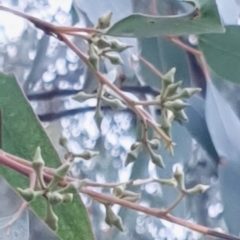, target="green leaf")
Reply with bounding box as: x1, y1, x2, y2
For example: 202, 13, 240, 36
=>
0, 73, 95, 240
199, 26, 240, 84
205, 80, 240, 235
184, 96, 219, 164
106, 0, 224, 37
